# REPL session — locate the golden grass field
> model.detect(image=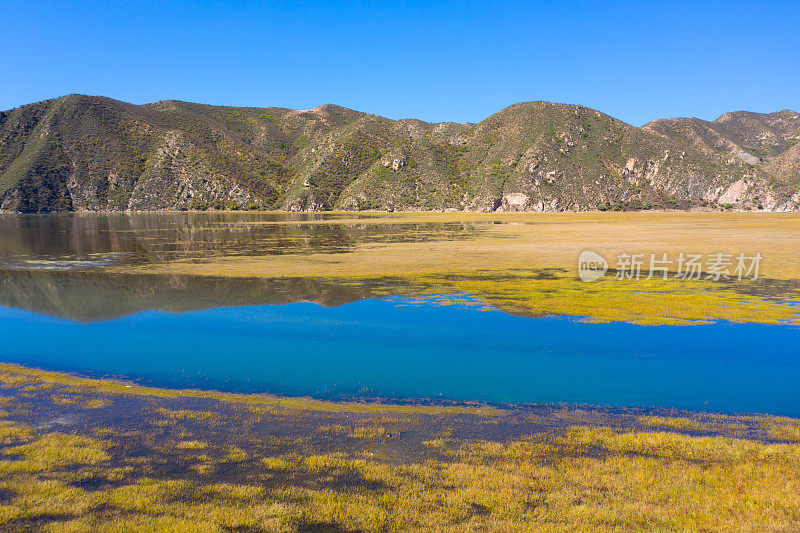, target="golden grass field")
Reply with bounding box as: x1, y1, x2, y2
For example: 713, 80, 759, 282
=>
112, 212, 800, 278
